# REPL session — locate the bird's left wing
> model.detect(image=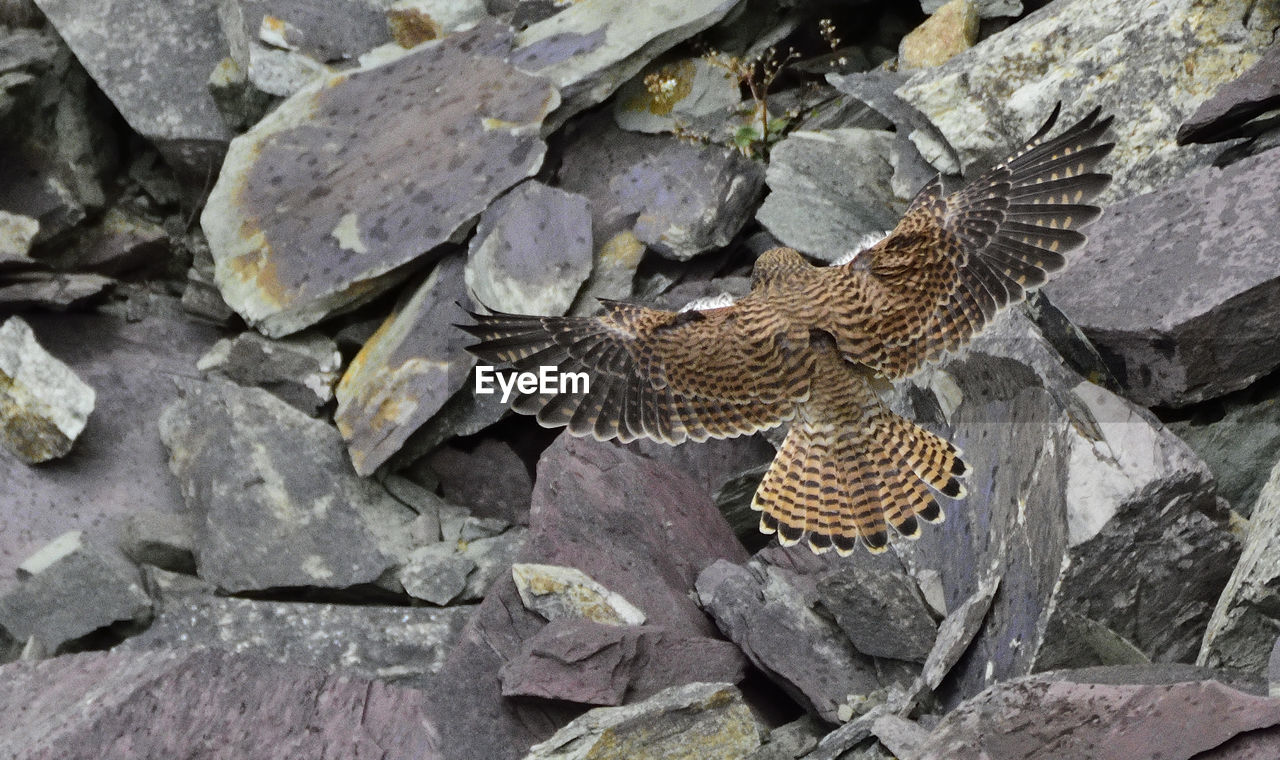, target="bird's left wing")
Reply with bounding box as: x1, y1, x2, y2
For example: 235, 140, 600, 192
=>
459, 297, 810, 444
